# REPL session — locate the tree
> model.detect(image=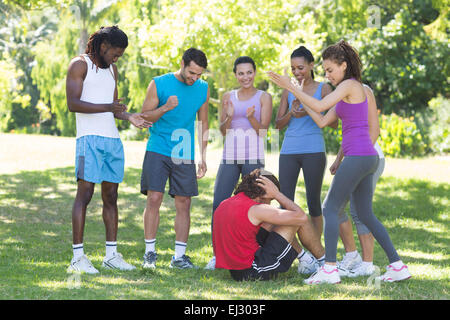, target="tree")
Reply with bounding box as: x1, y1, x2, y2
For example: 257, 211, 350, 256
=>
0, 1, 56, 131
31, 0, 123, 136
355, 7, 449, 115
